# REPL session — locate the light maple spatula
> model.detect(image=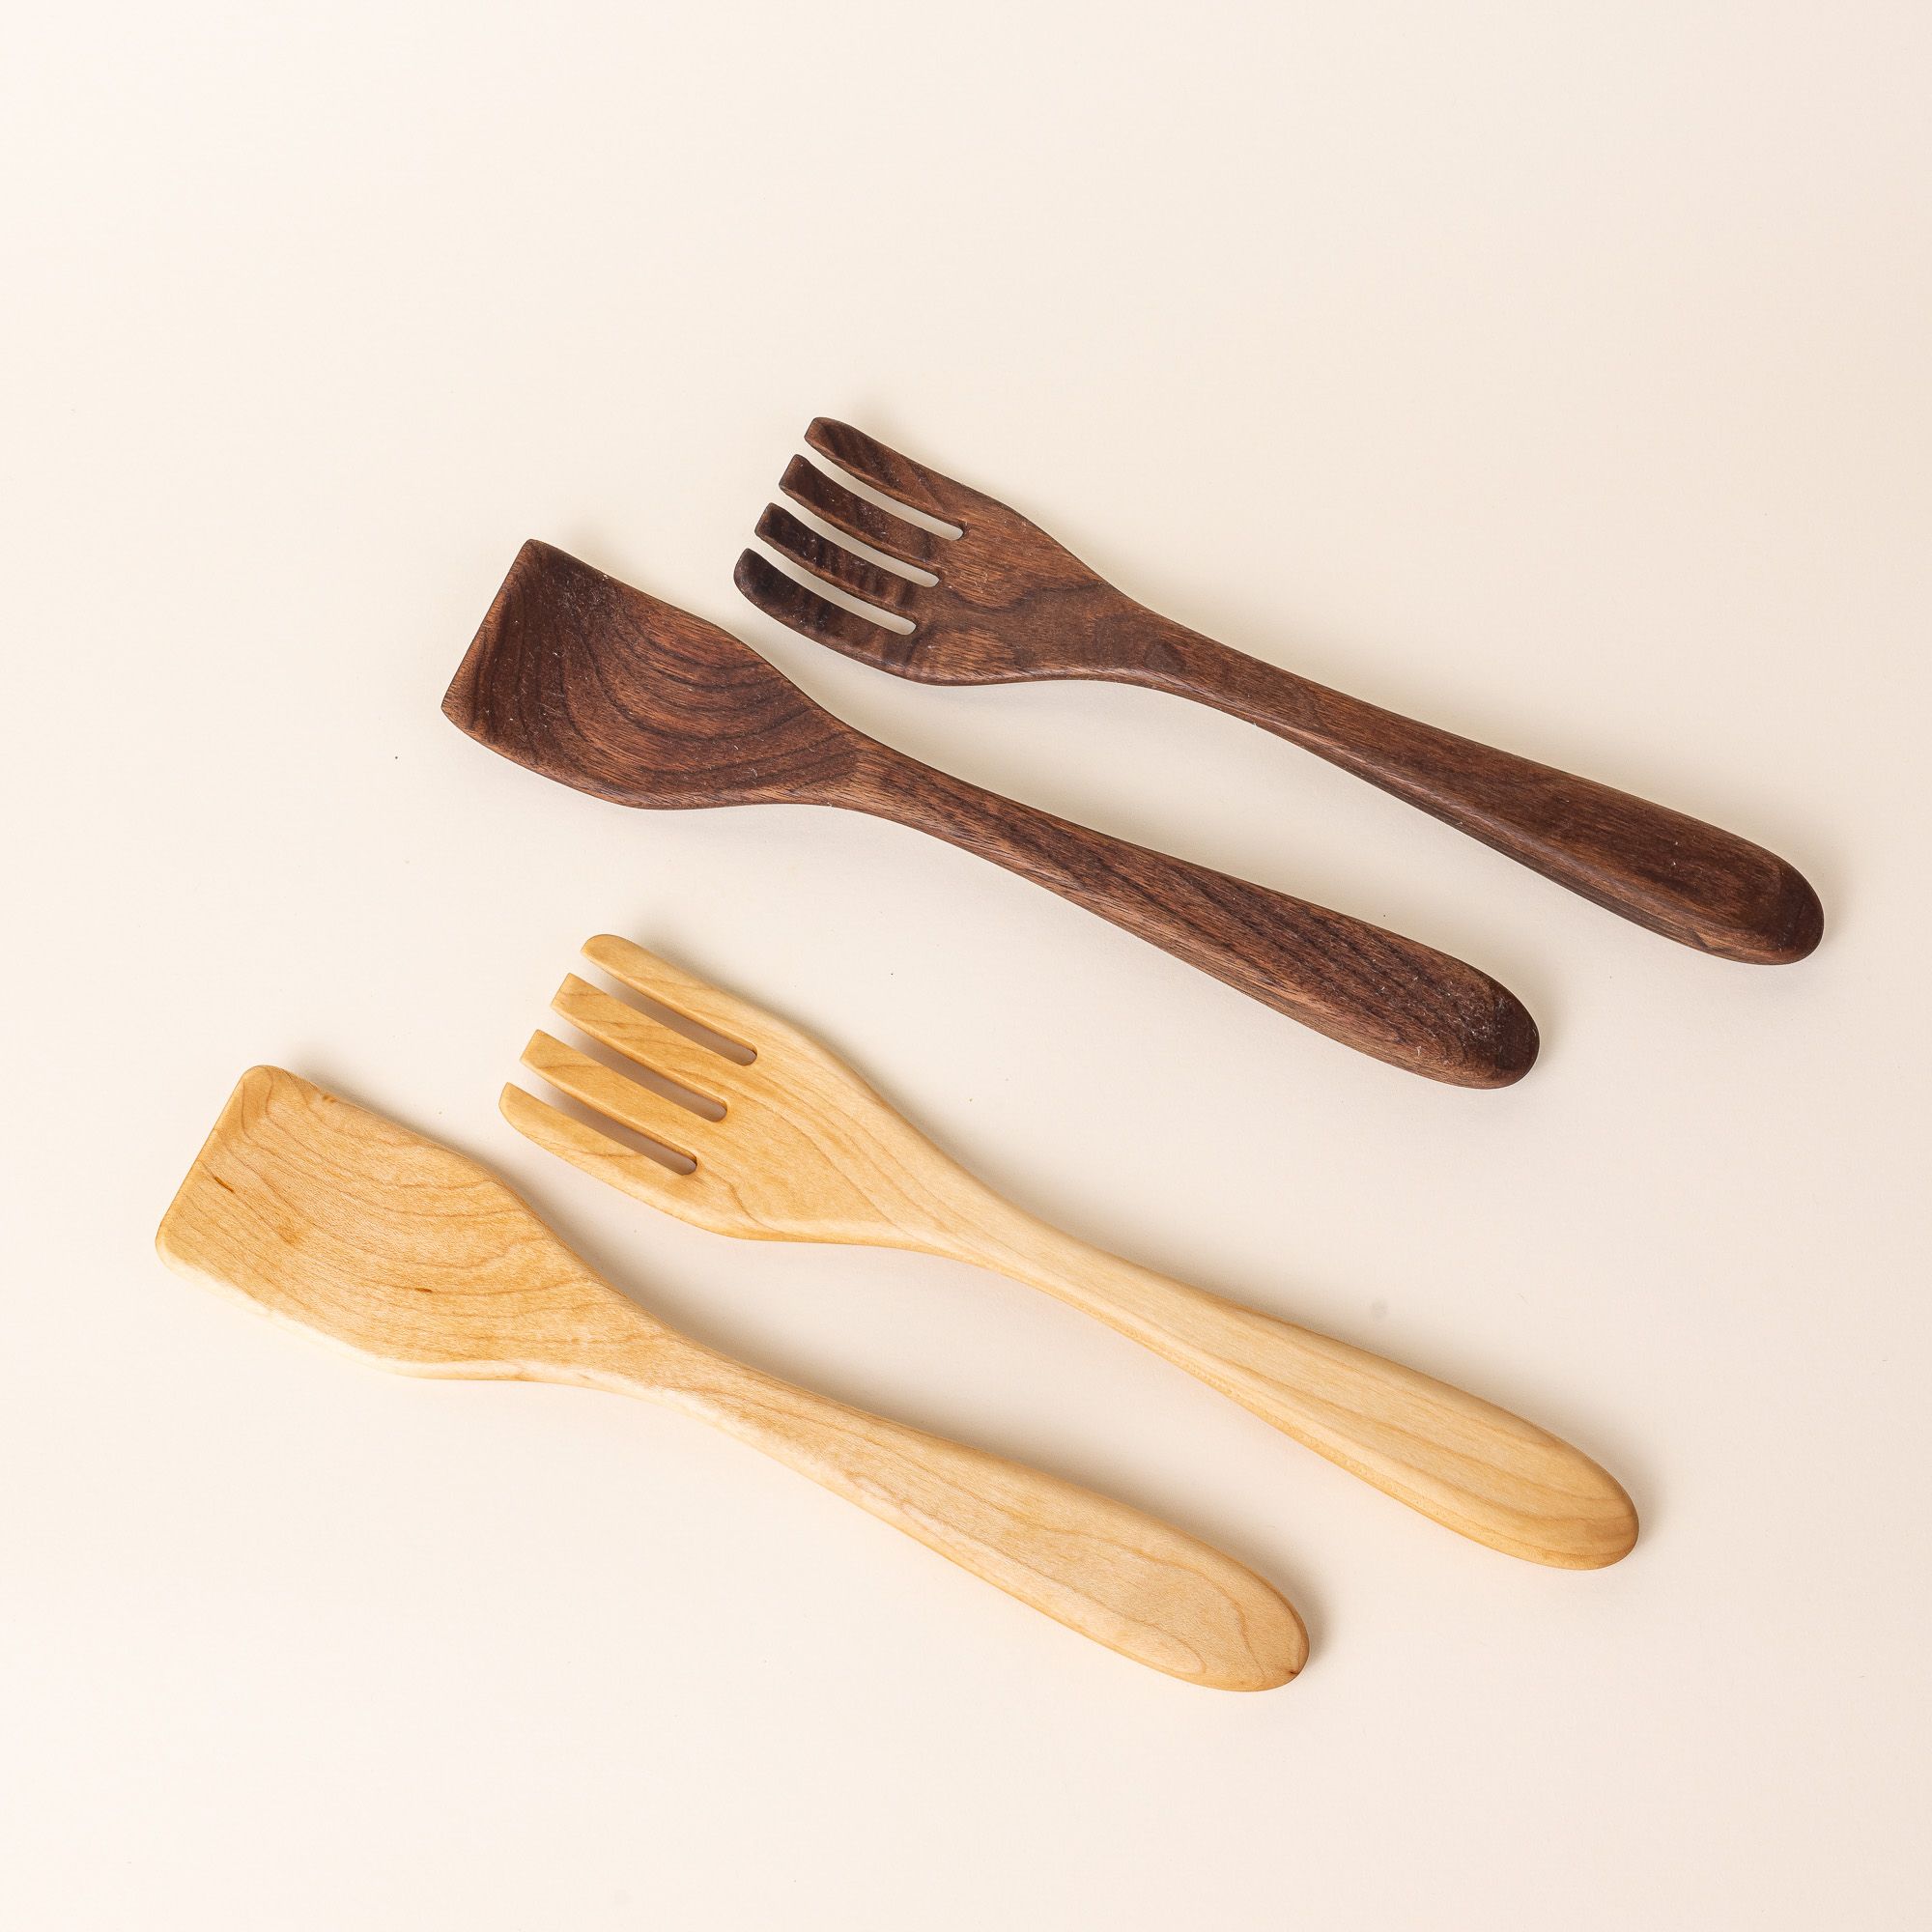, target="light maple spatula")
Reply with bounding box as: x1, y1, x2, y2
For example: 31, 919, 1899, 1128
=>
443, 540, 1538, 1088
505, 936, 1638, 1571
738, 417, 1822, 966
156, 1066, 1307, 1690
